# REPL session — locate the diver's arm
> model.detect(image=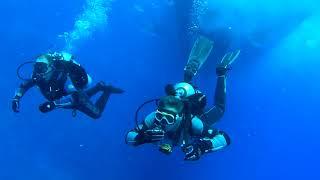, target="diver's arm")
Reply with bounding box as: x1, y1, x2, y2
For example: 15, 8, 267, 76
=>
126, 112, 164, 146
12, 80, 36, 112
13, 80, 36, 100
126, 123, 165, 146
201, 74, 226, 126
125, 124, 149, 146
183, 126, 230, 161
66, 61, 88, 90
200, 128, 231, 152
